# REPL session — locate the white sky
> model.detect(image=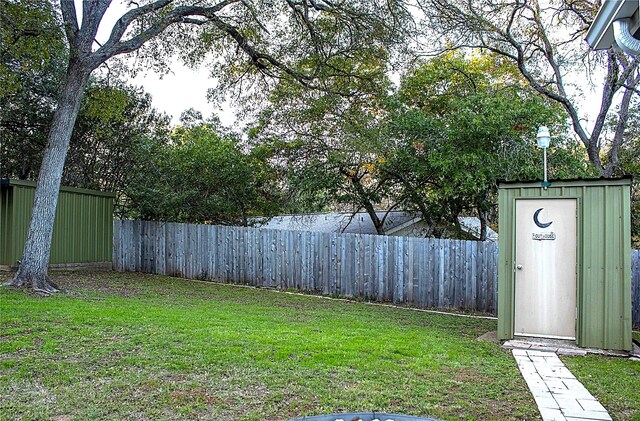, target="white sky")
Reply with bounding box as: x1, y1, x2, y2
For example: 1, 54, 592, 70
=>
84, 0, 237, 126
126, 63, 238, 126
